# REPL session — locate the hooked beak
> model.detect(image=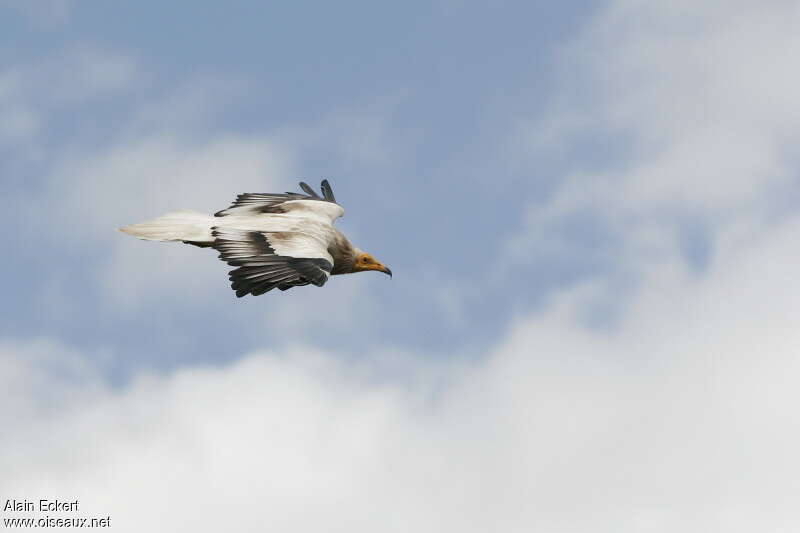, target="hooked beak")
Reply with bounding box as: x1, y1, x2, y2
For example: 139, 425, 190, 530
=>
362, 259, 392, 277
